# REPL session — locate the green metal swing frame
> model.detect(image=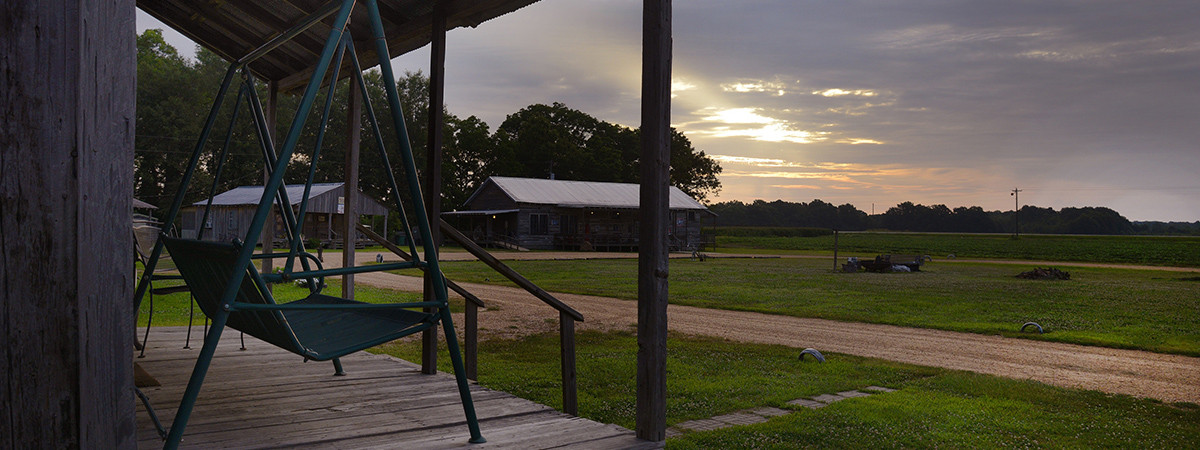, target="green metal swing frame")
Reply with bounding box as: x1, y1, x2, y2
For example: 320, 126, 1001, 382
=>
131, 1, 484, 447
